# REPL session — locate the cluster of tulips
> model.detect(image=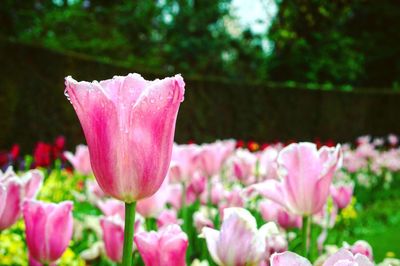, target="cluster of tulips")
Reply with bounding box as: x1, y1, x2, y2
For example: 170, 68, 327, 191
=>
0, 73, 399, 266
